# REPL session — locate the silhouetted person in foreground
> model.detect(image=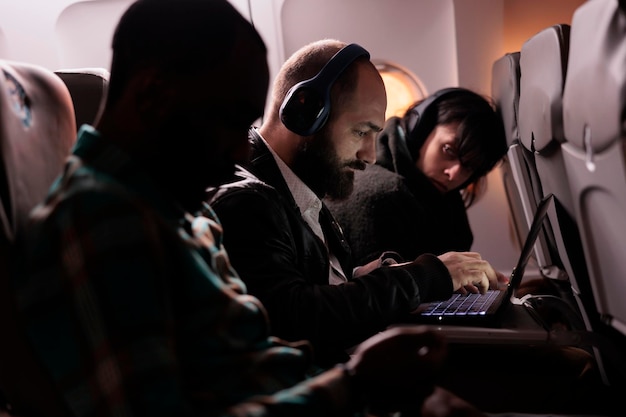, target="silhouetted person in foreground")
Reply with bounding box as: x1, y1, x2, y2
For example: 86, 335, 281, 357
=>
10, 1, 486, 416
